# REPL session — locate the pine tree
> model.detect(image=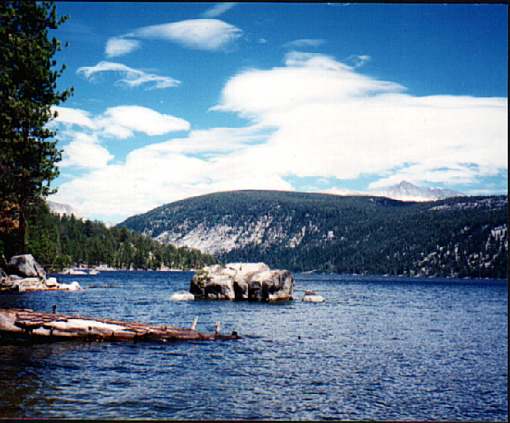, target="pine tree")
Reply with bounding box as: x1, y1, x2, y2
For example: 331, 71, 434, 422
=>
0, 1, 72, 256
